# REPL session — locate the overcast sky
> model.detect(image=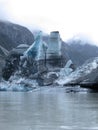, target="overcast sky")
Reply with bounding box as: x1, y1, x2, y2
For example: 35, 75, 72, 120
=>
0, 0, 98, 43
